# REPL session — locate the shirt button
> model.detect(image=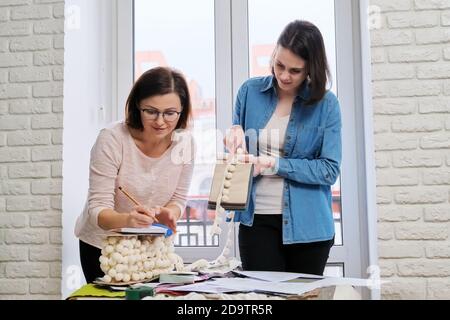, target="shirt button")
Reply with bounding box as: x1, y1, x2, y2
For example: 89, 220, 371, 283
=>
284, 202, 288, 206
286, 136, 291, 140
284, 220, 288, 225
